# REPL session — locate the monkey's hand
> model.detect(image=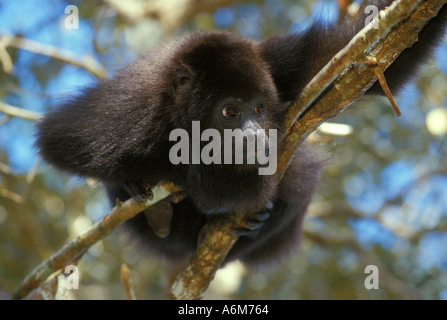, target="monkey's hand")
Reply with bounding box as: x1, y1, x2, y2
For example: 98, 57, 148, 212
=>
123, 180, 153, 202
231, 201, 274, 238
